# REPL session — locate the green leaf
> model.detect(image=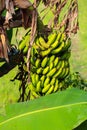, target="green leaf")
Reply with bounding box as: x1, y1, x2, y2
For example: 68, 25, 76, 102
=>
0, 88, 87, 130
